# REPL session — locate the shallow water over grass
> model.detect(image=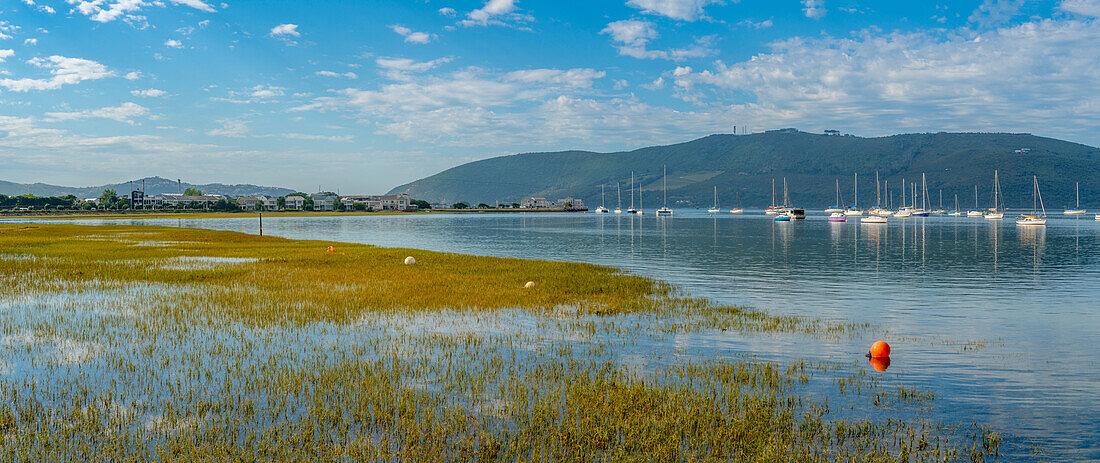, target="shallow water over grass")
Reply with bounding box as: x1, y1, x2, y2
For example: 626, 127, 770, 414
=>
2, 218, 1091, 459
